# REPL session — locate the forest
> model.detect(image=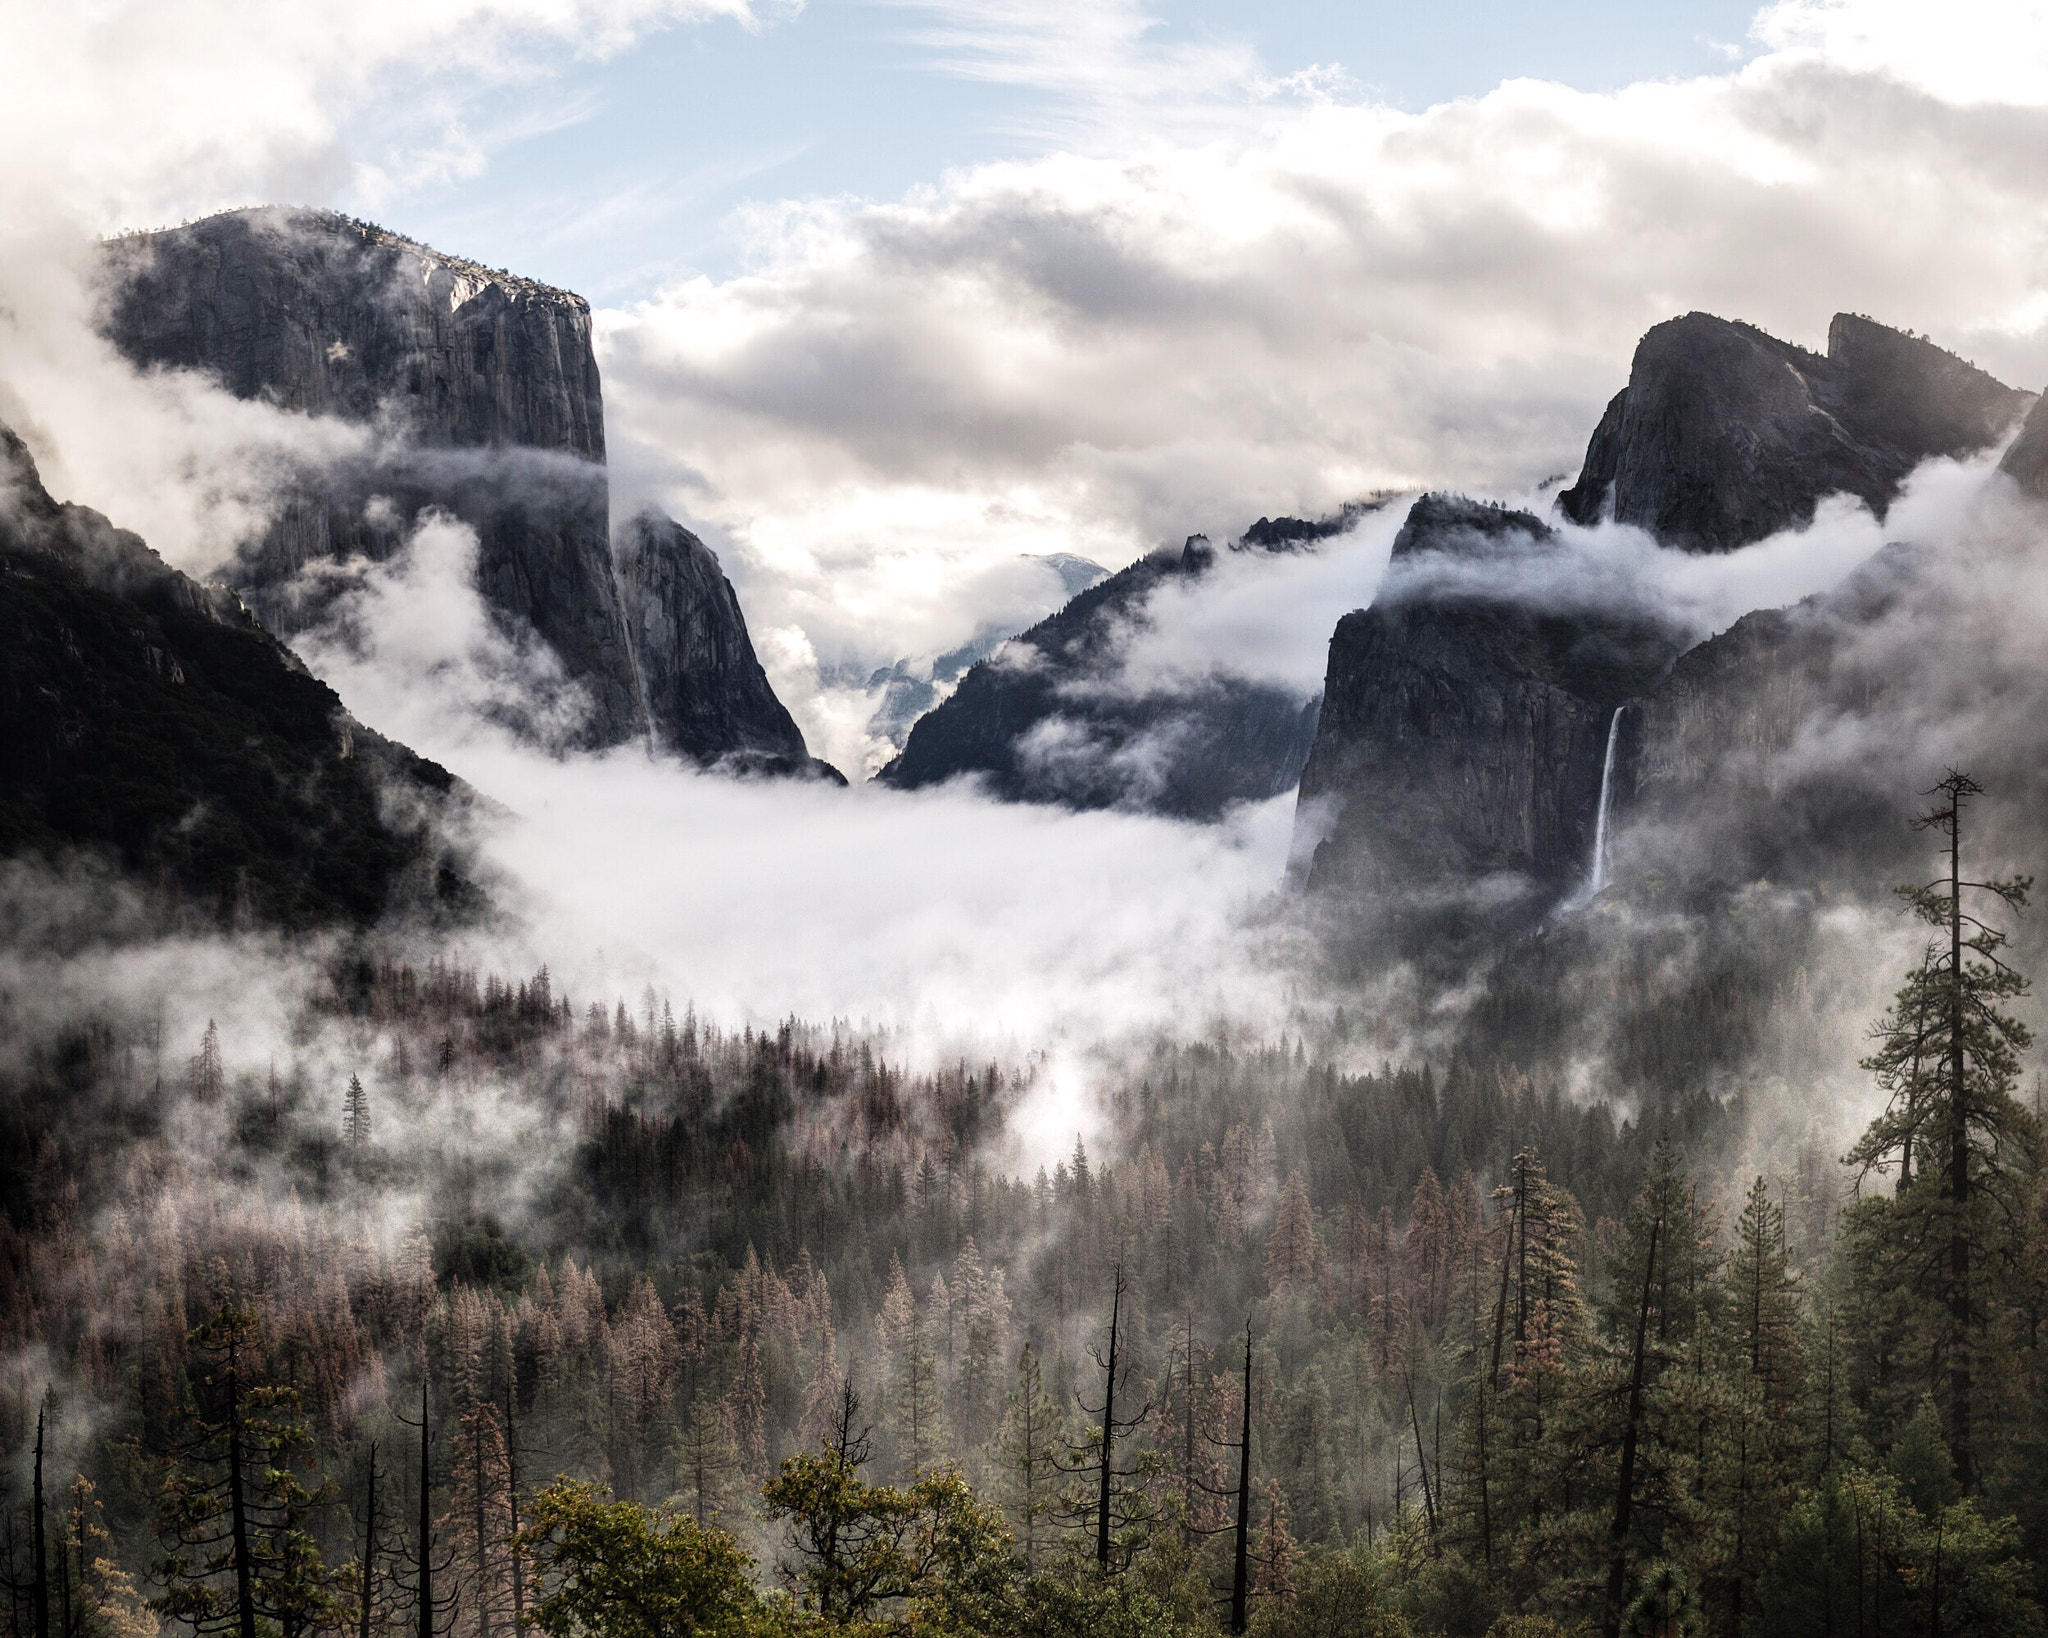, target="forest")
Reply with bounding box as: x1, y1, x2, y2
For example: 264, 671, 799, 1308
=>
0, 779, 2044, 1638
